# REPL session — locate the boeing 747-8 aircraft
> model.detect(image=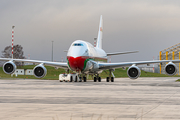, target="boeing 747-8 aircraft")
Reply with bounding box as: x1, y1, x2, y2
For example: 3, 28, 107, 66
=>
0, 16, 179, 82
